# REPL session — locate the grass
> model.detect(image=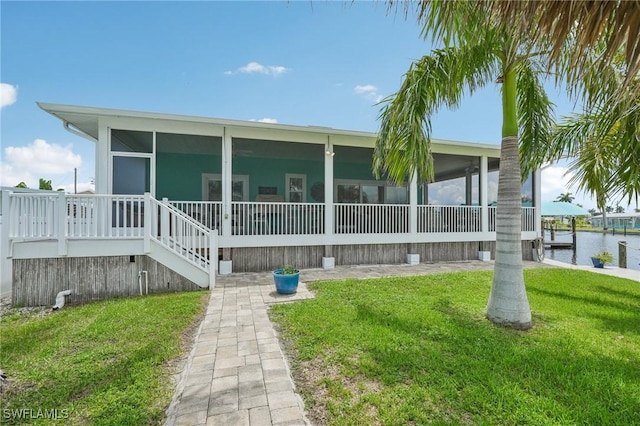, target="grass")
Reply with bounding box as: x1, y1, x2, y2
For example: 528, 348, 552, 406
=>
0, 291, 207, 425
270, 268, 640, 425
